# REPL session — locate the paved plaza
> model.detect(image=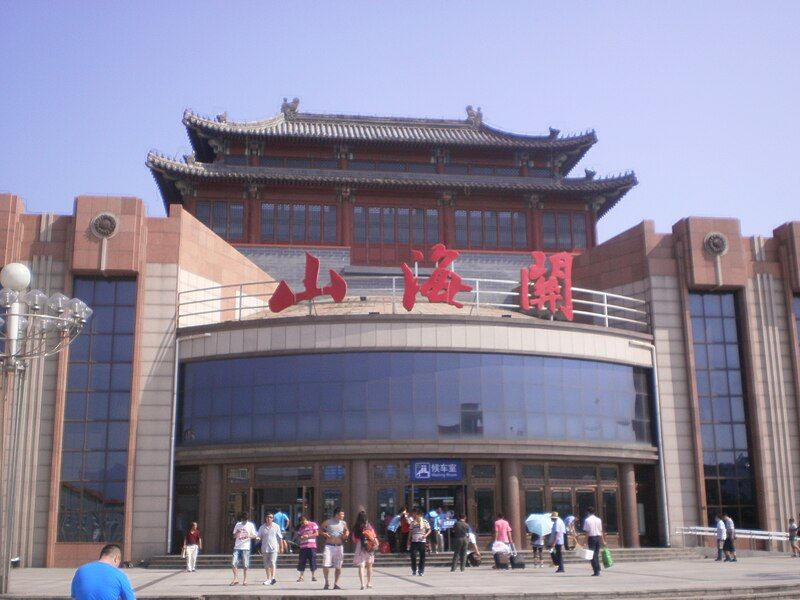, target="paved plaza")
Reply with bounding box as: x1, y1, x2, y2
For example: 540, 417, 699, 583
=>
2, 554, 799, 599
